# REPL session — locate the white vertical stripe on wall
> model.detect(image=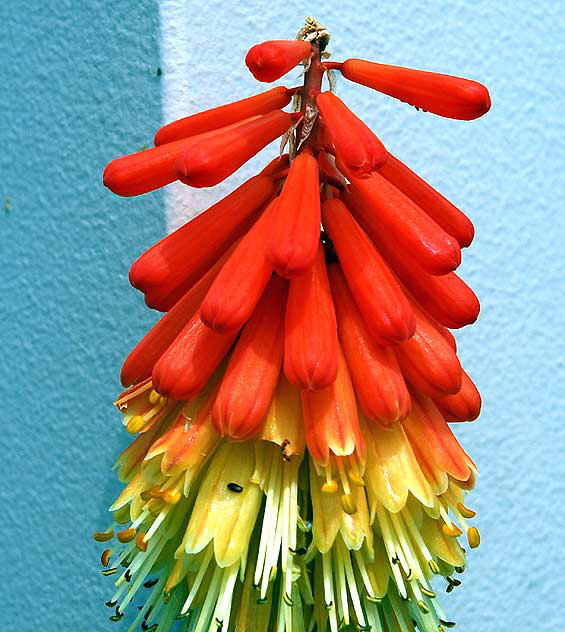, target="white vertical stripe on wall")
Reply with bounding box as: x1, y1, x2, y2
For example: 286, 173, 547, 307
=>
159, 0, 195, 233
